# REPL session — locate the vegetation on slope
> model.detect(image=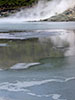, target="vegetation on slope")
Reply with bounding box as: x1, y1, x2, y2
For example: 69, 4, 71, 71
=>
0, 0, 37, 10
